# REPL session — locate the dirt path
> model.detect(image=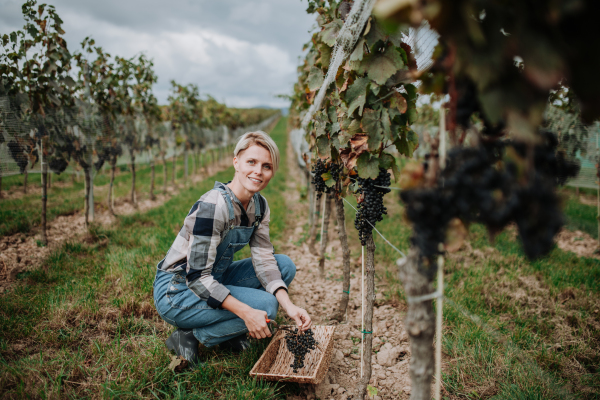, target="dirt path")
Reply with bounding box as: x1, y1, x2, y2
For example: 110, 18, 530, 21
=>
0, 160, 232, 294
280, 143, 411, 400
